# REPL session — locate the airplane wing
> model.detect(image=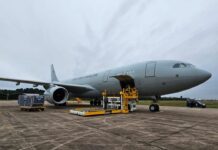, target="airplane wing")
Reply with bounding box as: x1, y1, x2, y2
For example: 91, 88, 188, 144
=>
0, 77, 50, 85
0, 77, 95, 93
